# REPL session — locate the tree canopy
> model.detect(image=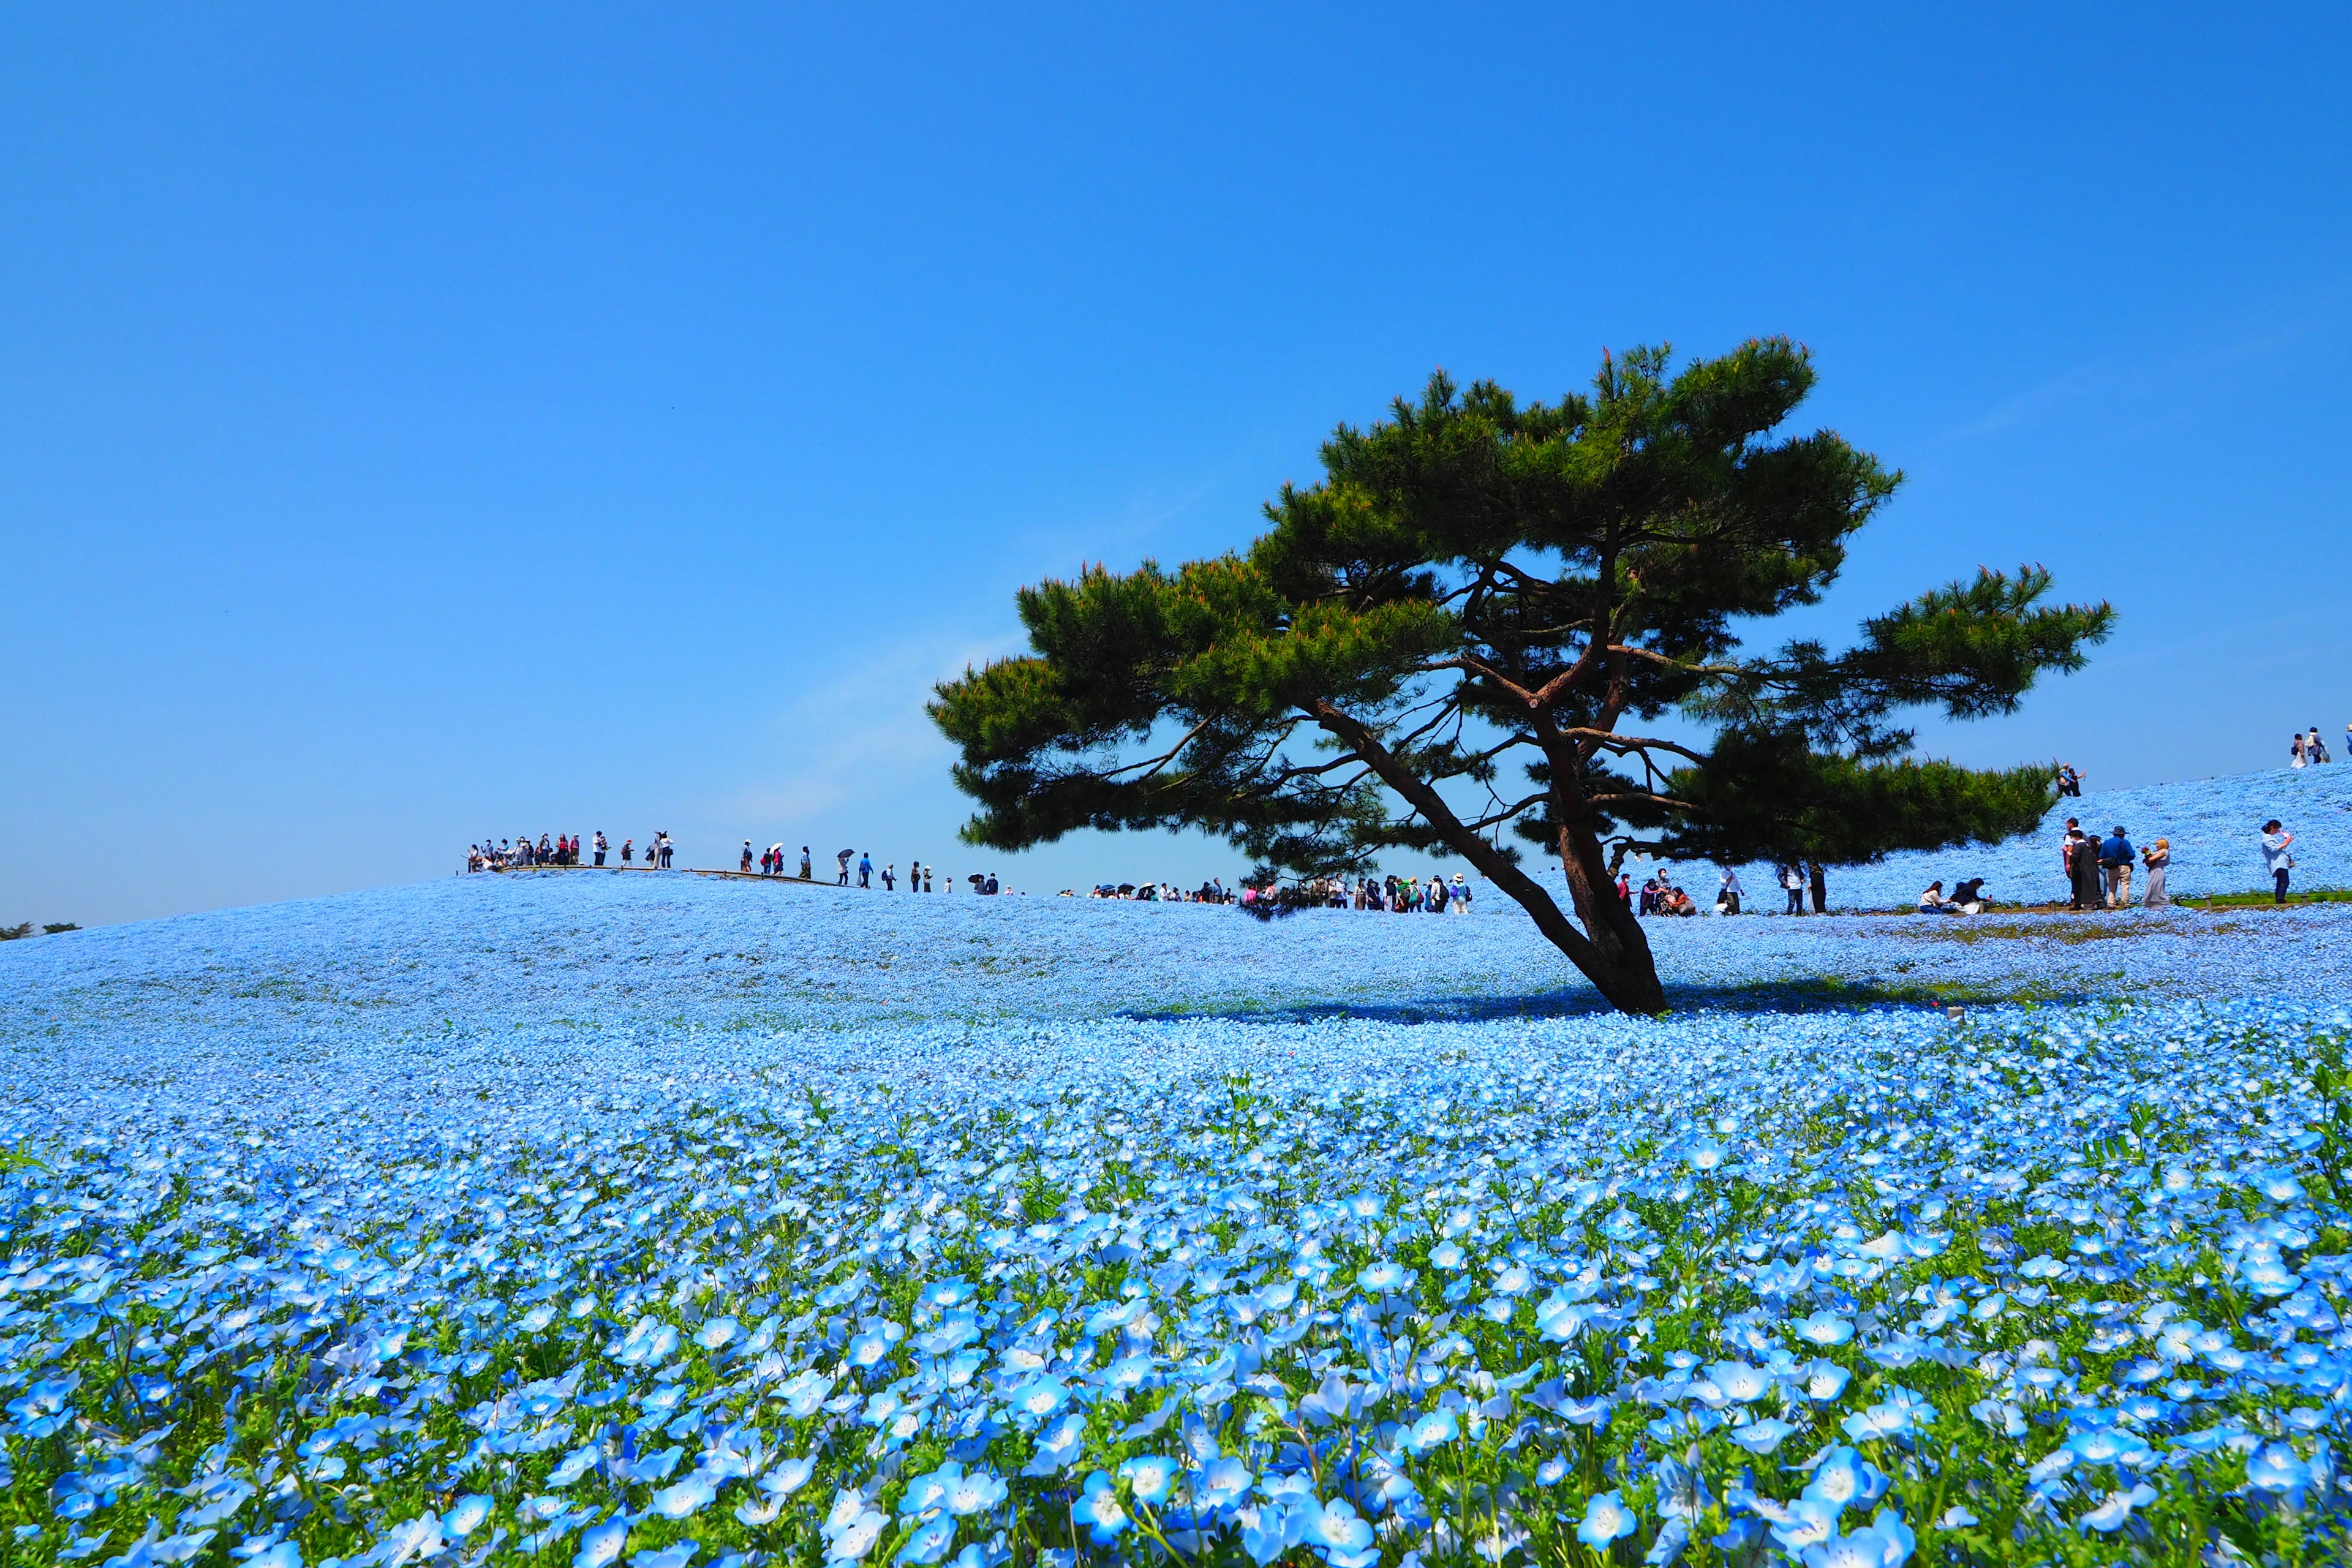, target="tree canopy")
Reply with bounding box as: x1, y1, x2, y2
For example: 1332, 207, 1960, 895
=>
930, 341, 2114, 1012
